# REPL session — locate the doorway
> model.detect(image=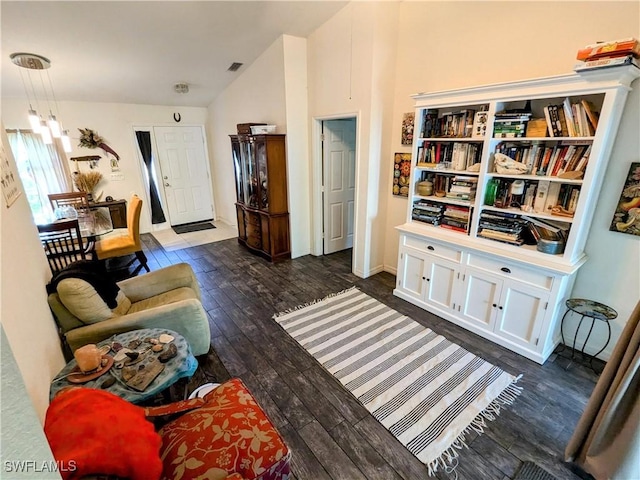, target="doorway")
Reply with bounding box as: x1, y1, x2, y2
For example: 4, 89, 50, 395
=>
321, 118, 356, 254
153, 126, 214, 226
